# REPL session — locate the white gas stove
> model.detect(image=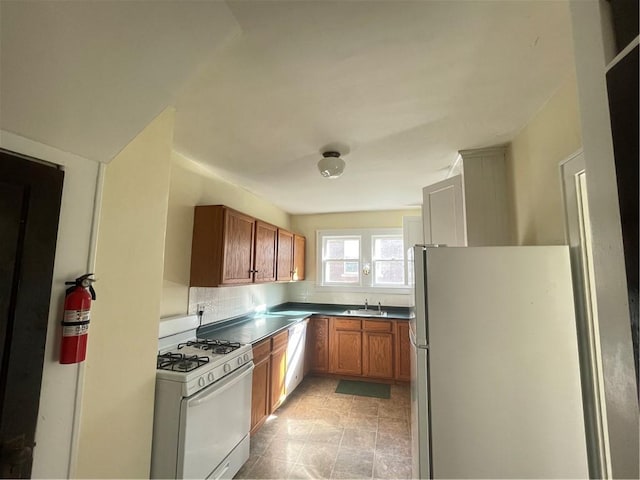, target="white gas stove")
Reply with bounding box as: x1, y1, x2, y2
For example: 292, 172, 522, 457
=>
151, 315, 254, 479
156, 338, 253, 397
